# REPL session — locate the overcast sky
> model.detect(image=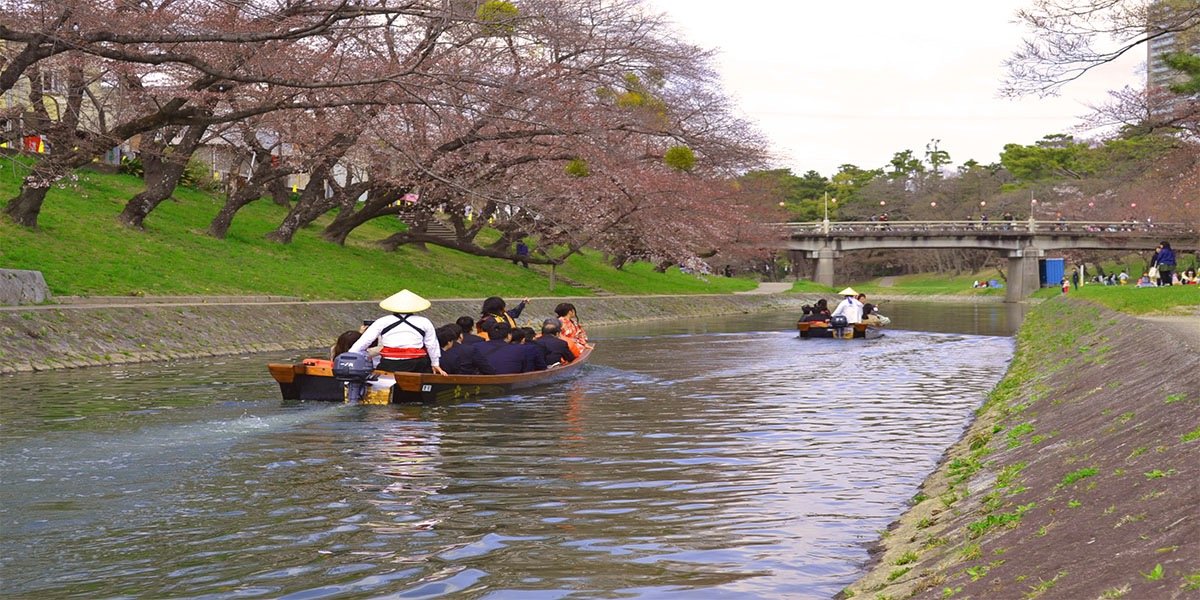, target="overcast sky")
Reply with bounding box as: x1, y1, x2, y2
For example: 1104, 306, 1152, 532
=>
650, 1, 1144, 176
